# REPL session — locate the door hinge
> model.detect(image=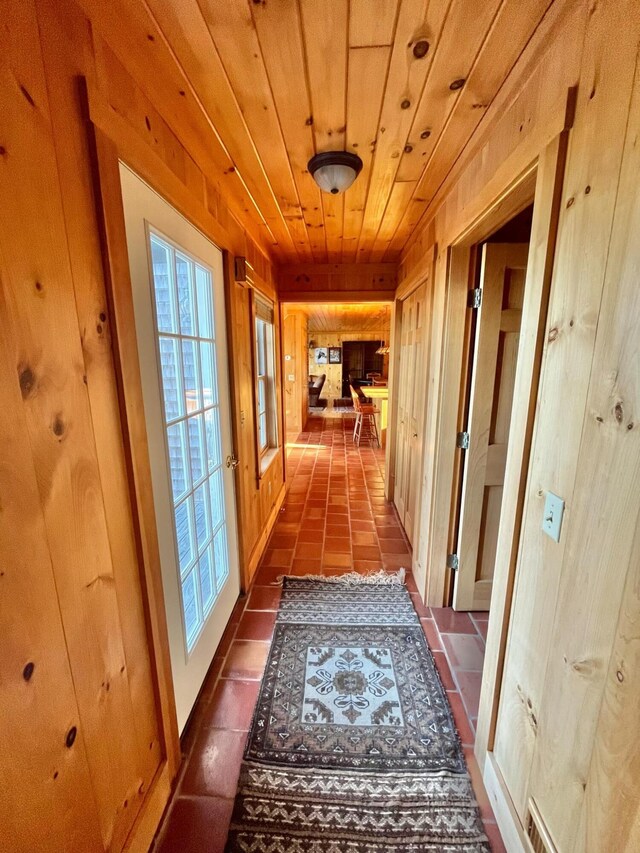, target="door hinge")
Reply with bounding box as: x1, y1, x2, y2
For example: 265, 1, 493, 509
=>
456, 431, 470, 450
469, 287, 482, 309
446, 553, 459, 571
